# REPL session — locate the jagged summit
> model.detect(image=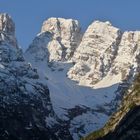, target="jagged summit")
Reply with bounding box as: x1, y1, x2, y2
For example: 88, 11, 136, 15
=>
68, 20, 122, 86
0, 13, 18, 48
84, 74, 140, 140
41, 17, 81, 34
0, 13, 15, 35
26, 17, 82, 61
